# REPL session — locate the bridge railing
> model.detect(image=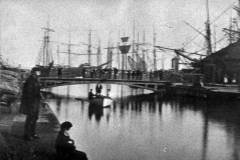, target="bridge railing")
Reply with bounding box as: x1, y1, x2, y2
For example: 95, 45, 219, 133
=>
47, 72, 163, 82
44, 68, 165, 82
